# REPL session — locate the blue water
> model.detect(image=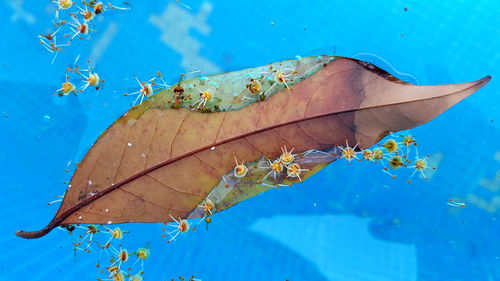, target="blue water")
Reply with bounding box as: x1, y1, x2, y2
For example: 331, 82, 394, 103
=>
1, 1, 499, 280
